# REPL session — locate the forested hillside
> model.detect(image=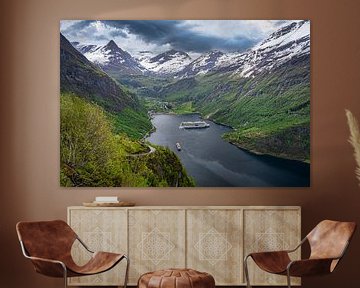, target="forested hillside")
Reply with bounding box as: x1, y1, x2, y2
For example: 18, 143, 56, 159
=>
60, 94, 194, 187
